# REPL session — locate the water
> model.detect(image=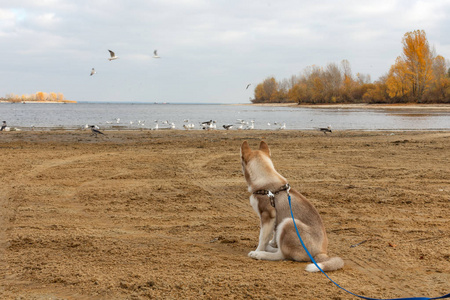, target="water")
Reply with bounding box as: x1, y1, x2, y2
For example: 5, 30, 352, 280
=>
1, 102, 449, 131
